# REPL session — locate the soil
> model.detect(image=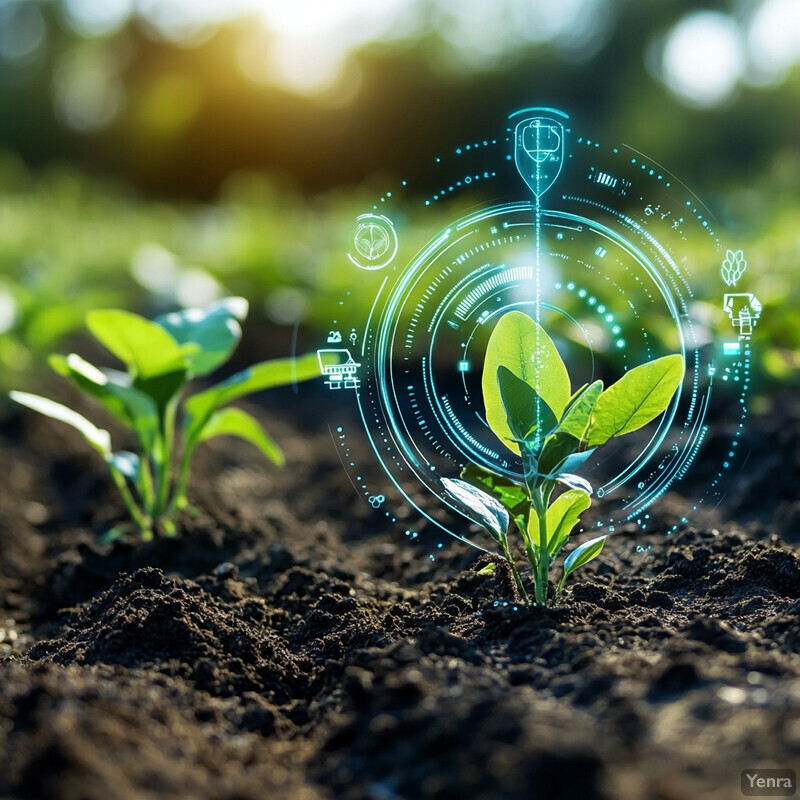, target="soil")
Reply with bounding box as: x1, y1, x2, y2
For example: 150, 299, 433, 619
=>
1, 382, 799, 800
